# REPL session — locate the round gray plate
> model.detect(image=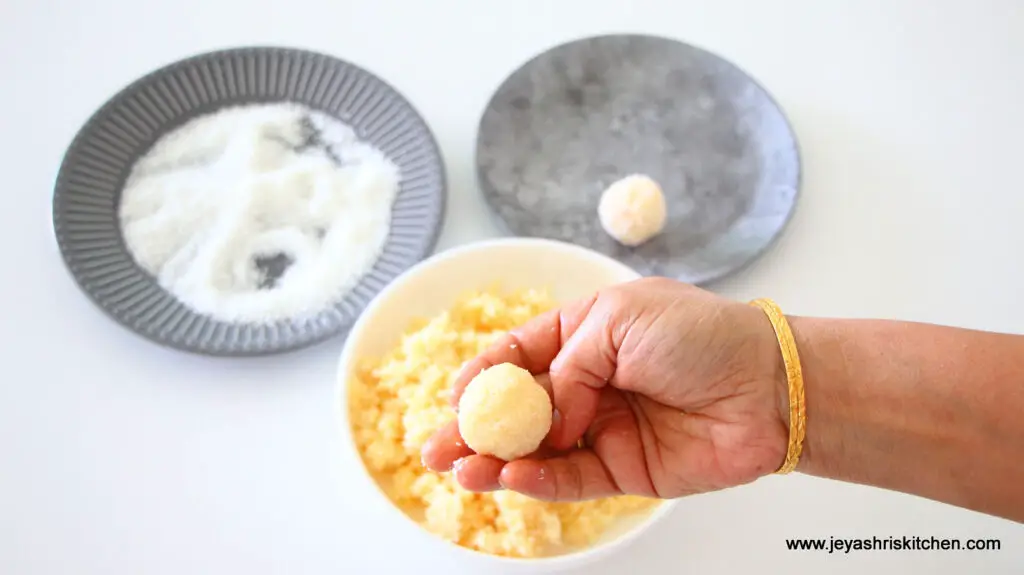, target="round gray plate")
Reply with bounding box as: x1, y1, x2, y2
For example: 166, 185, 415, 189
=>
476, 34, 800, 284
53, 47, 446, 356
